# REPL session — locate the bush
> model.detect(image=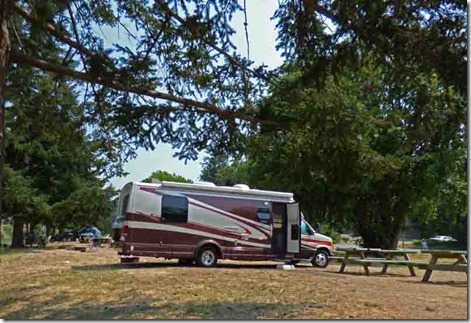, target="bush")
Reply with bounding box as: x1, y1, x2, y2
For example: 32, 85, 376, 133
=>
411, 240, 422, 247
